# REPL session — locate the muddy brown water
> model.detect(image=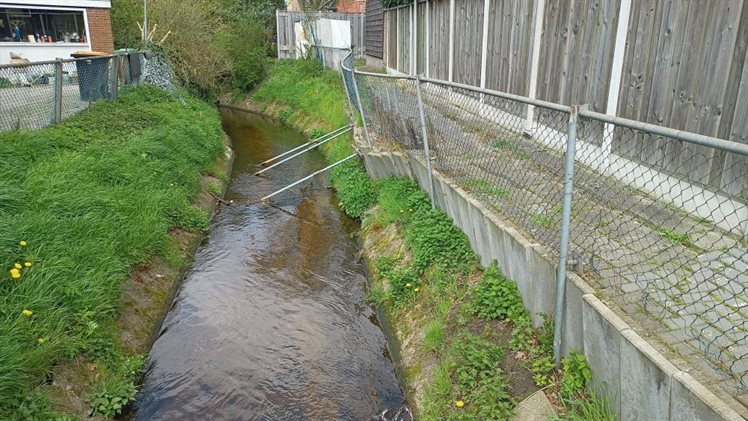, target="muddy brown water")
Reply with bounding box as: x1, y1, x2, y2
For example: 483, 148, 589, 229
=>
134, 109, 408, 420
